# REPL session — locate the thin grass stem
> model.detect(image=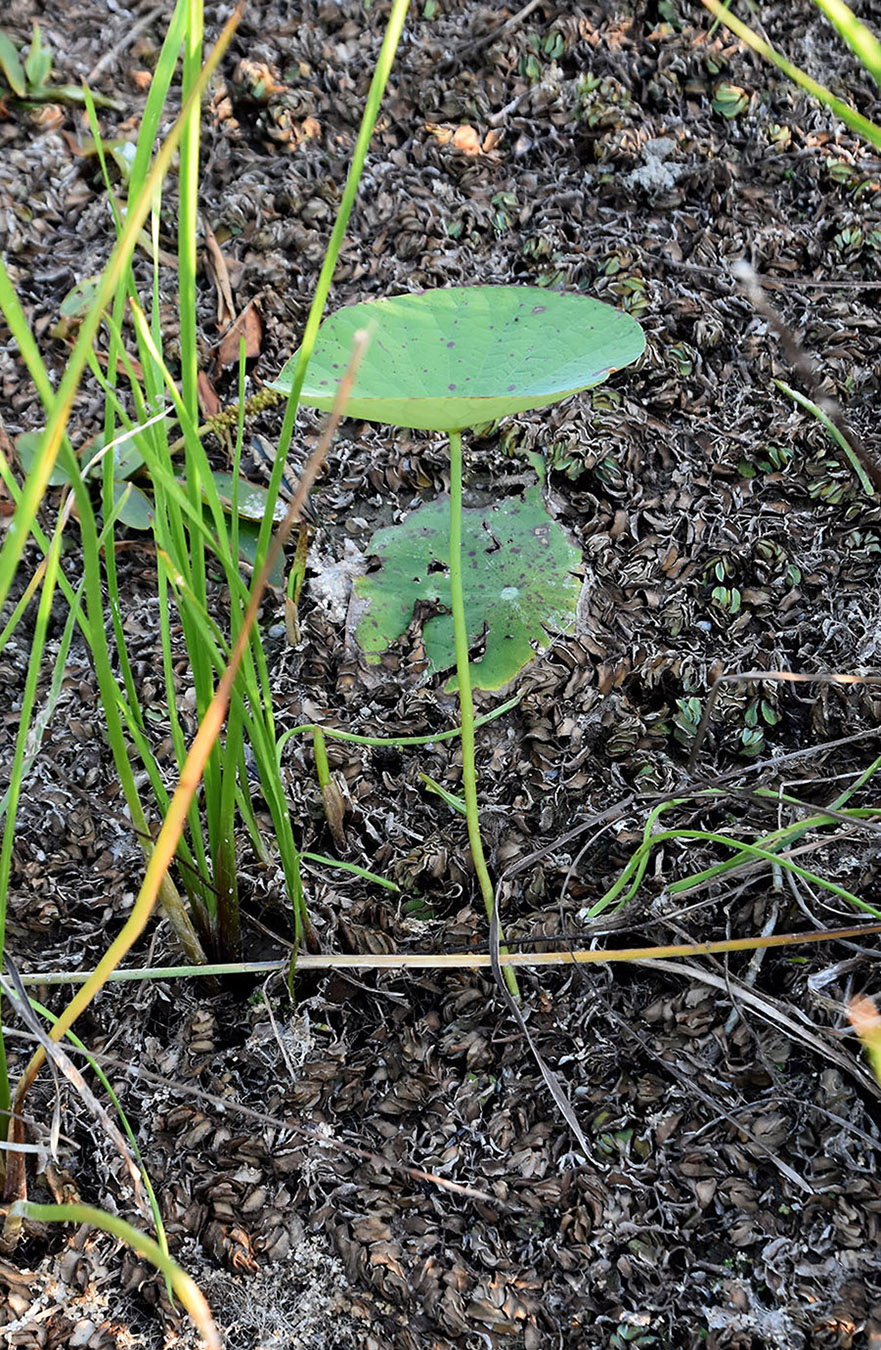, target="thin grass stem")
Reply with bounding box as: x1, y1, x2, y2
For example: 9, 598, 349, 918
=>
6, 1204, 218, 1346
